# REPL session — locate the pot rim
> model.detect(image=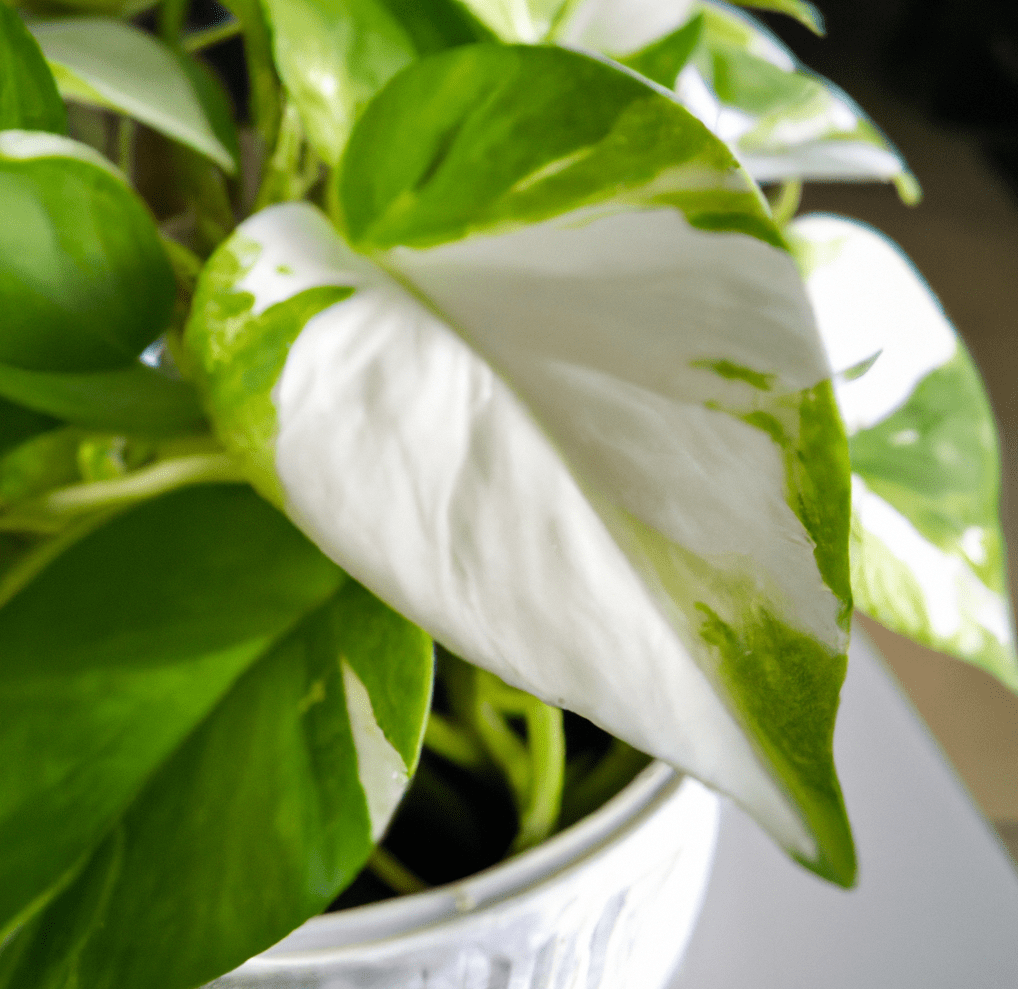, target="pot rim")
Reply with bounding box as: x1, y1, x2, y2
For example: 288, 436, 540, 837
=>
258, 760, 687, 960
